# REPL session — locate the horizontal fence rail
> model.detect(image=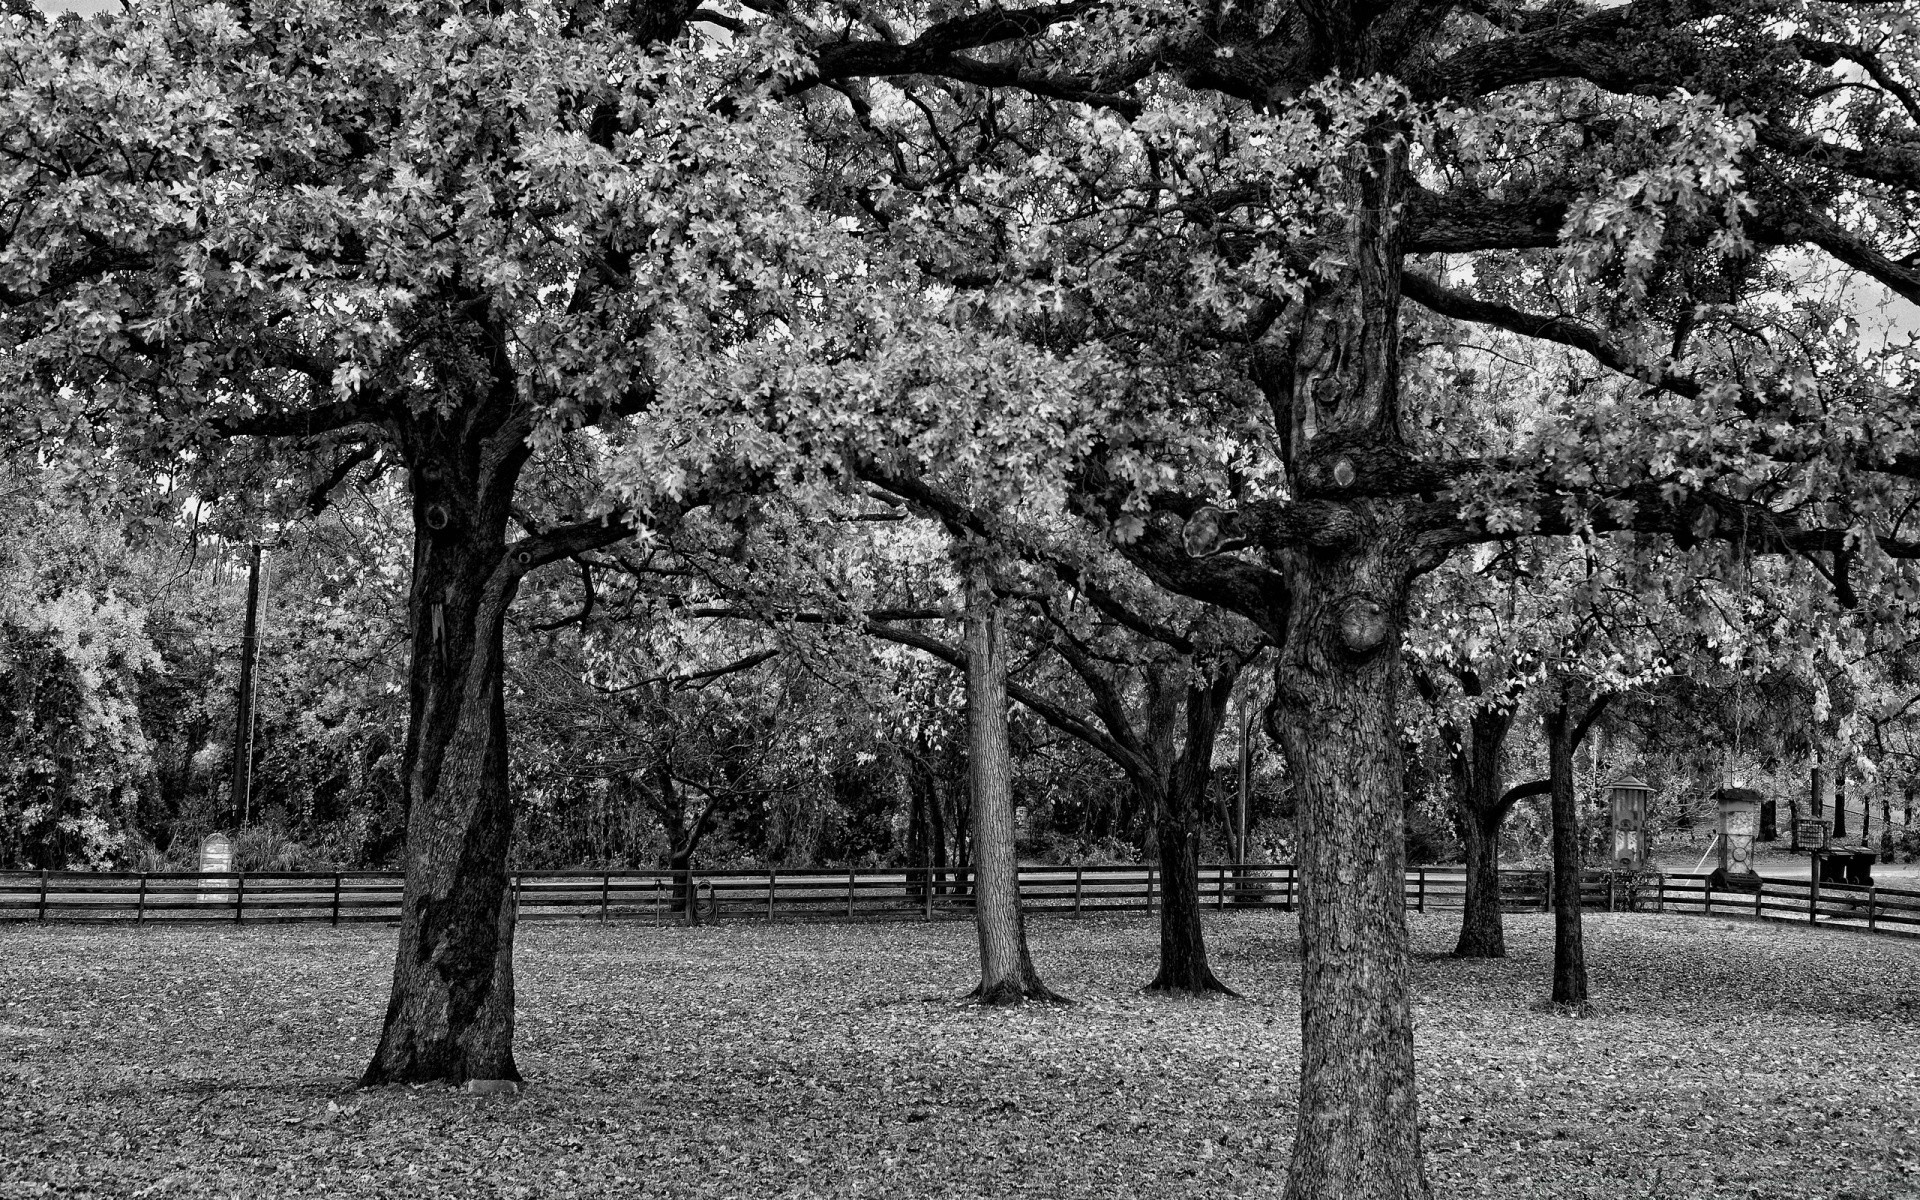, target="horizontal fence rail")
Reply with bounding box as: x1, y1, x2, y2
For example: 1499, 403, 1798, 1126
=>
1, 864, 1914, 940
